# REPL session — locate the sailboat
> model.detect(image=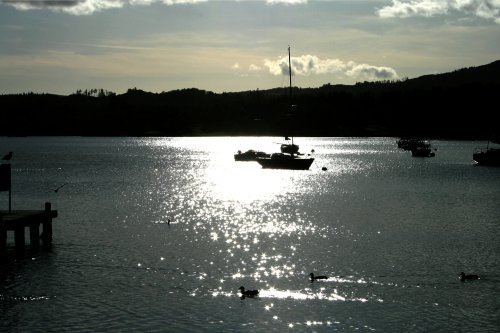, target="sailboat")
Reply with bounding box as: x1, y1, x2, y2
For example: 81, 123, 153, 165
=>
256, 46, 315, 170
